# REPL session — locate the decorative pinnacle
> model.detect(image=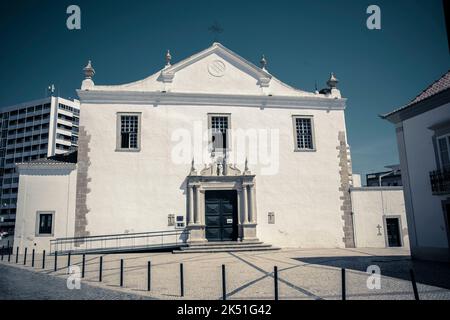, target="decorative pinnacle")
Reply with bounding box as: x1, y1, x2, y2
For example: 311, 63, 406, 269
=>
83, 60, 95, 79
327, 72, 338, 89
260, 54, 267, 70
165, 50, 172, 67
